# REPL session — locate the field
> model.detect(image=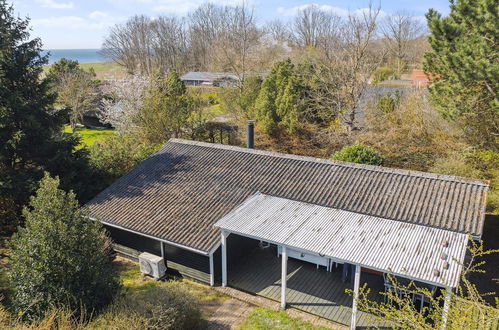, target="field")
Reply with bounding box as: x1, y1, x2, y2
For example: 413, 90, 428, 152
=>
43, 62, 127, 80
63, 126, 115, 147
